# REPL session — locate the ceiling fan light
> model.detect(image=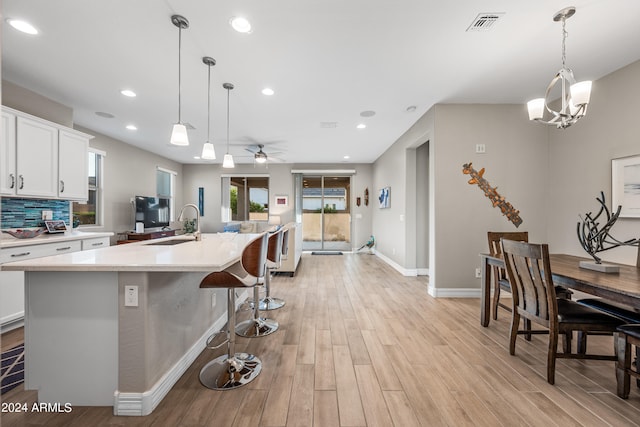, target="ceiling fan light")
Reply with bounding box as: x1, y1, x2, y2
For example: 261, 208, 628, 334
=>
170, 123, 189, 146
570, 80, 592, 106
201, 142, 216, 159
223, 153, 235, 168
255, 154, 267, 163
527, 98, 545, 121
